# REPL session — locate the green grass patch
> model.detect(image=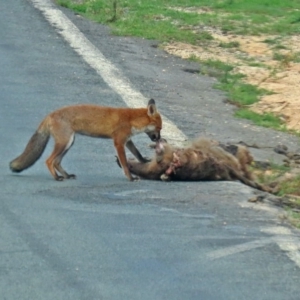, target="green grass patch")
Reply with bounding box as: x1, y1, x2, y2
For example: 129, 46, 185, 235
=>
199, 59, 234, 72
288, 212, 300, 228
269, 172, 300, 228
193, 60, 278, 129
277, 175, 300, 196
273, 51, 300, 64
253, 162, 290, 186
263, 38, 280, 45
219, 41, 240, 48
235, 109, 284, 129
56, 0, 300, 43
218, 81, 269, 106
273, 44, 288, 50
251, 162, 300, 228
191, 58, 272, 110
